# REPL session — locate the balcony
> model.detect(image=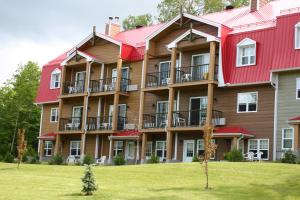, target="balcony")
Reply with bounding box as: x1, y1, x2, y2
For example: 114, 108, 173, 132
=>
86, 116, 113, 131
62, 81, 85, 95
172, 109, 223, 127
175, 64, 218, 84
142, 113, 168, 129
59, 117, 82, 131
89, 78, 130, 93
146, 71, 170, 88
